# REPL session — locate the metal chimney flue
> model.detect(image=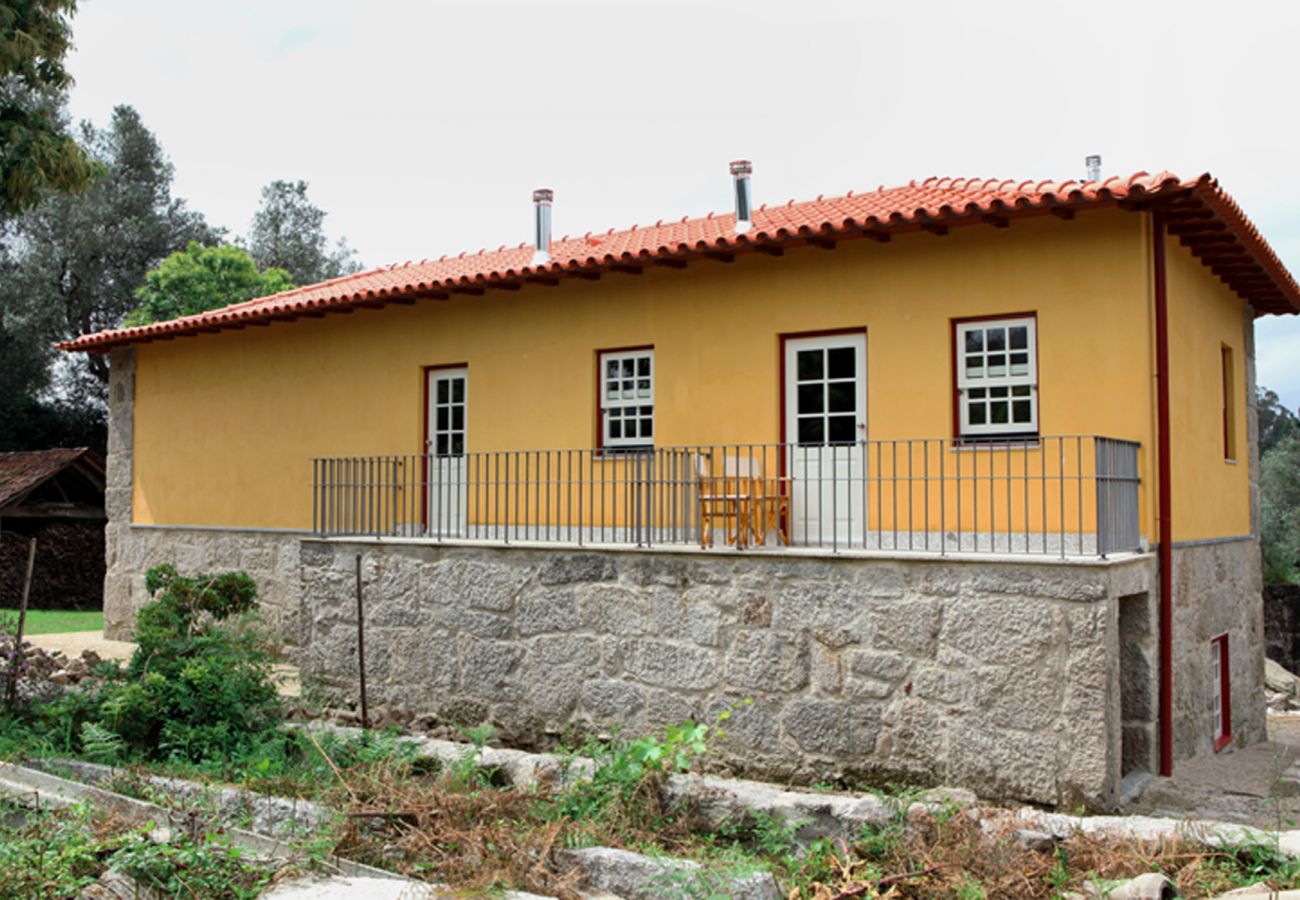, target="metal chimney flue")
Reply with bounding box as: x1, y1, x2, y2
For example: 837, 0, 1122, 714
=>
1085, 155, 1102, 182
730, 159, 753, 233
531, 188, 553, 266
